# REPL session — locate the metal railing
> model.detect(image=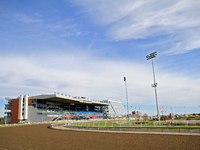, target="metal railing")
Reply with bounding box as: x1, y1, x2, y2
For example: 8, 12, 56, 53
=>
64, 125, 200, 133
